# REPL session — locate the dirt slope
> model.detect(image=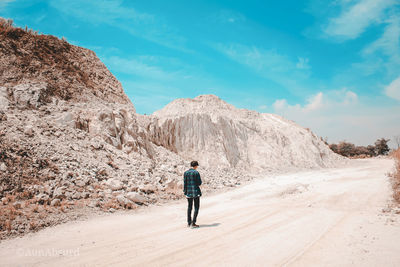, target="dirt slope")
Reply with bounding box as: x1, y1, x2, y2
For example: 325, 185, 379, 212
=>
0, 158, 398, 266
